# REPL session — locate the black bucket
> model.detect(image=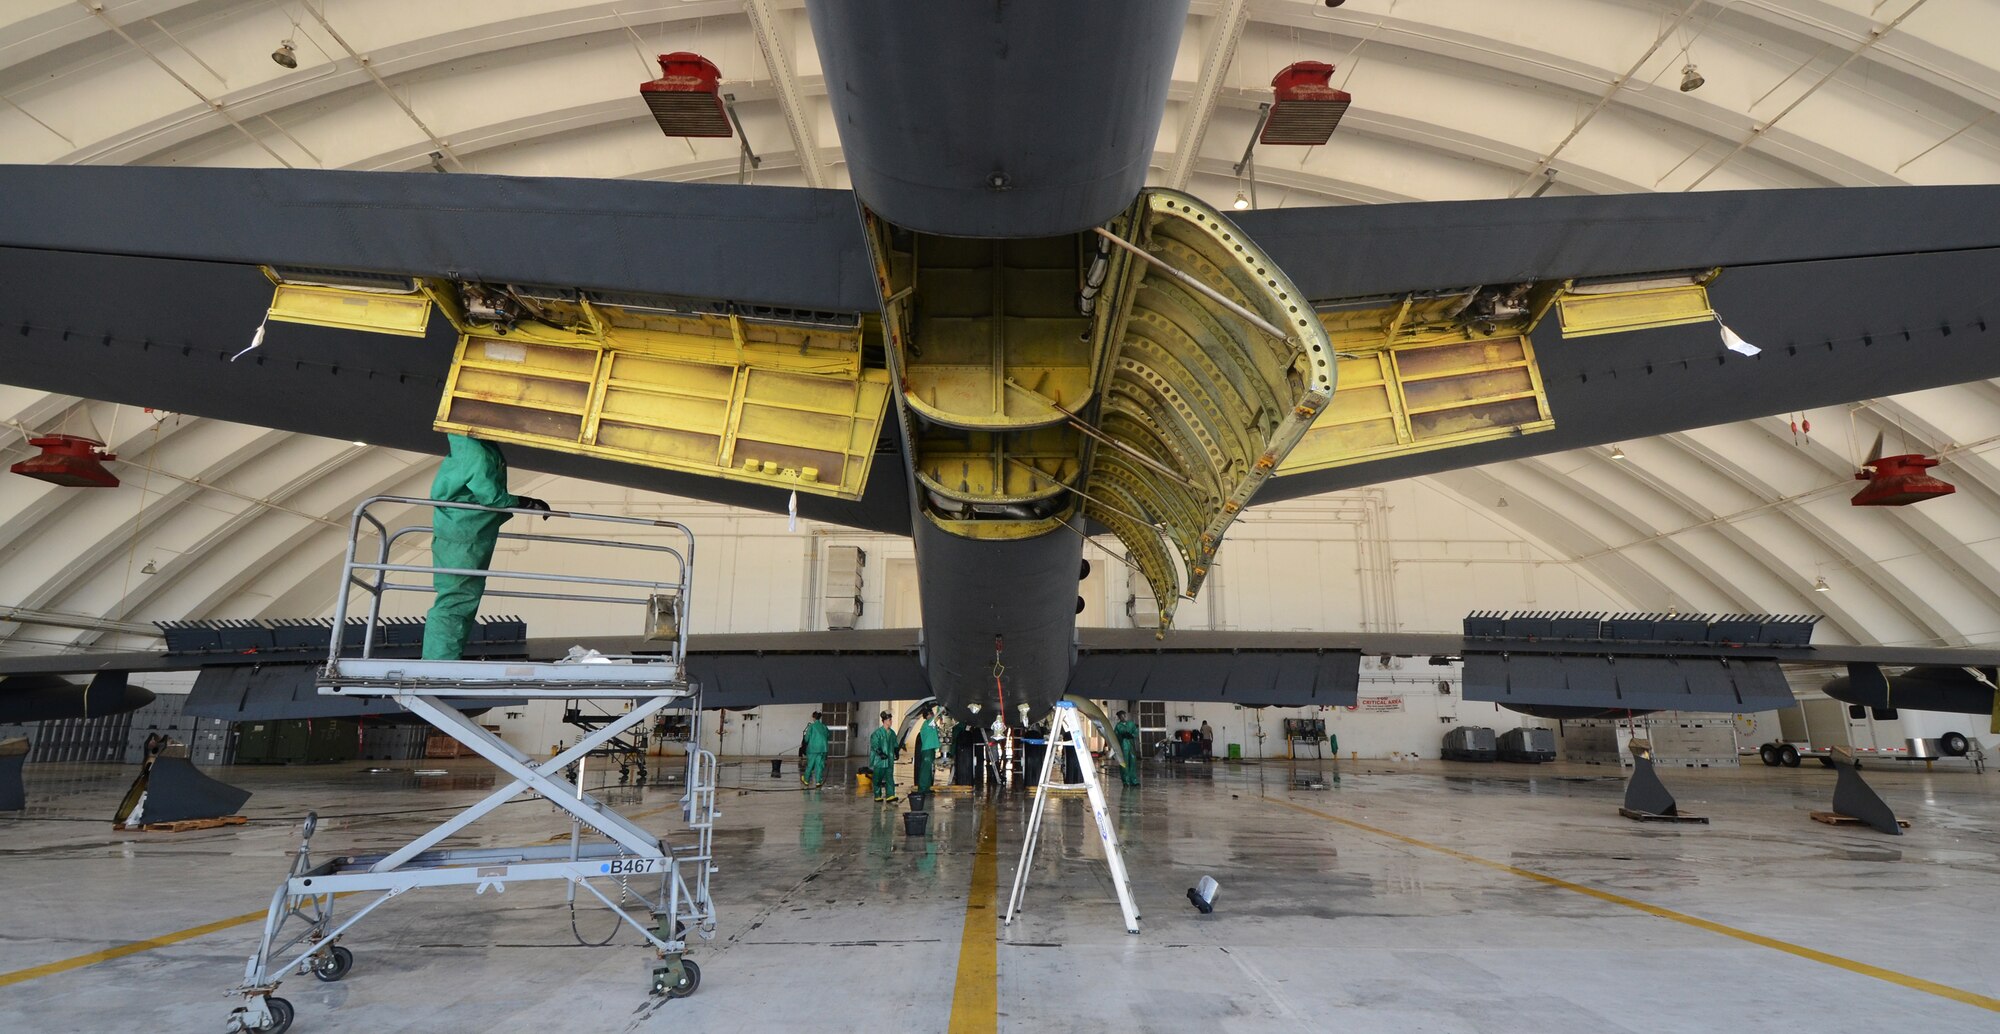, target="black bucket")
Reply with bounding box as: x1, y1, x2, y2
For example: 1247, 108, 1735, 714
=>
903, 810, 929, 836
770, 759, 783, 779
906, 791, 928, 812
